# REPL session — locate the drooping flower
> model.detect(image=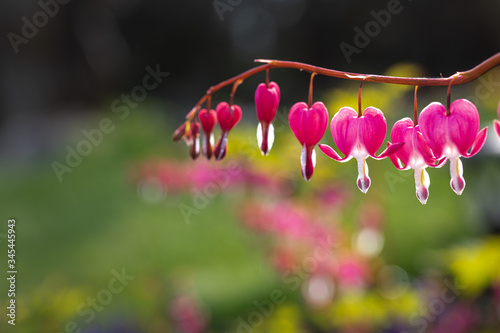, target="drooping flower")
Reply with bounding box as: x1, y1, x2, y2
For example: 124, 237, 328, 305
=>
255, 82, 280, 155
213, 102, 242, 161
319, 107, 403, 193
419, 99, 488, 195
189, 121, 201, 160
172, 121, 201, 159
494, 101, 500, 140
388, 118, 443, 204
288, 101, 329, 181
198, 108, 217, 159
